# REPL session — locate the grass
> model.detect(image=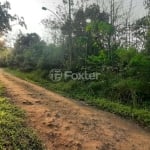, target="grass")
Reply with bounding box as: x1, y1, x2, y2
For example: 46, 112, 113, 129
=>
0, 83, 44, 150
5, 68, 150, 129
88, 99, 150, 127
